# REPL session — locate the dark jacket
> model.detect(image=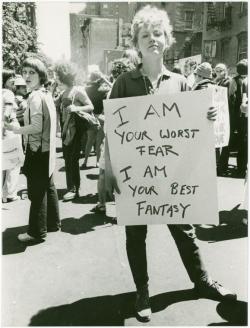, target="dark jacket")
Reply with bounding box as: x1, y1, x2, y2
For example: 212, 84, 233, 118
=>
192, 79, 215, 90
